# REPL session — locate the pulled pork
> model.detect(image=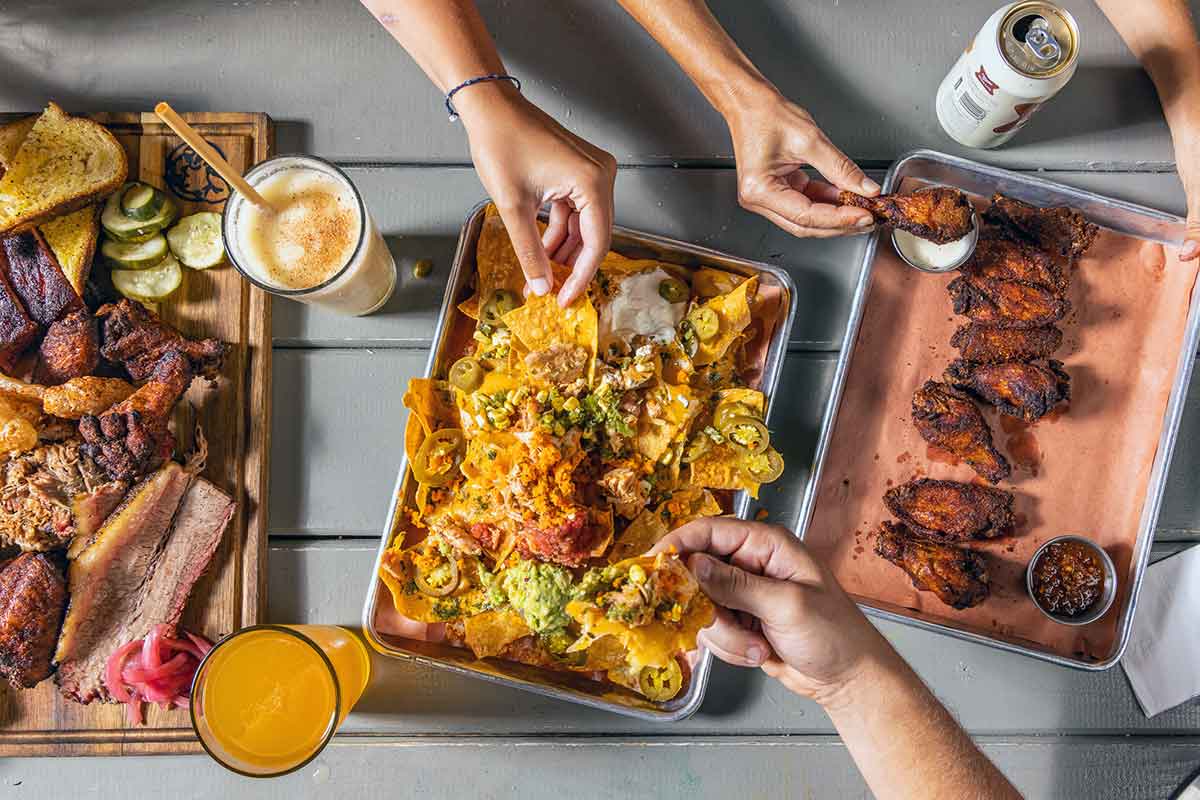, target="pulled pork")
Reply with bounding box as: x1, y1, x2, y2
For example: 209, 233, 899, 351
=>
0, 440, 111, 552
